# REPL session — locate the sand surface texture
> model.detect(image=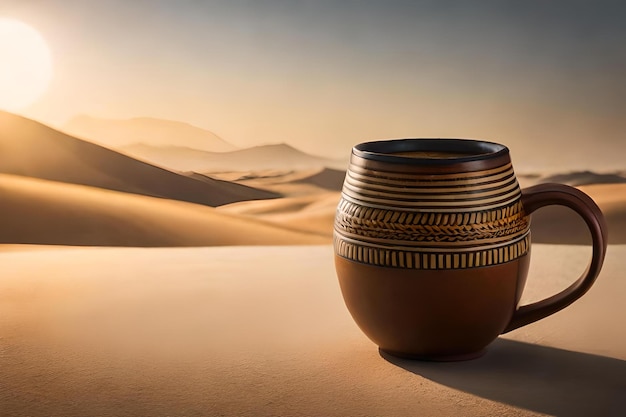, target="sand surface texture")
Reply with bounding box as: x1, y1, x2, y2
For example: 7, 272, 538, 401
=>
1, 244, 625, 417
